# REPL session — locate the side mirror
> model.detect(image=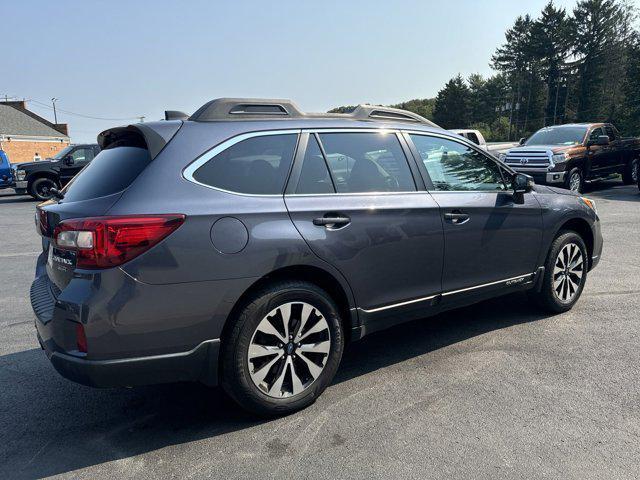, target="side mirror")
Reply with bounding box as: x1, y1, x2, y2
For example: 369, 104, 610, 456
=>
512, 172, 534, 194
595, 135, 610, 146
63, 155, 74, 166
519, 137, 526, 145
